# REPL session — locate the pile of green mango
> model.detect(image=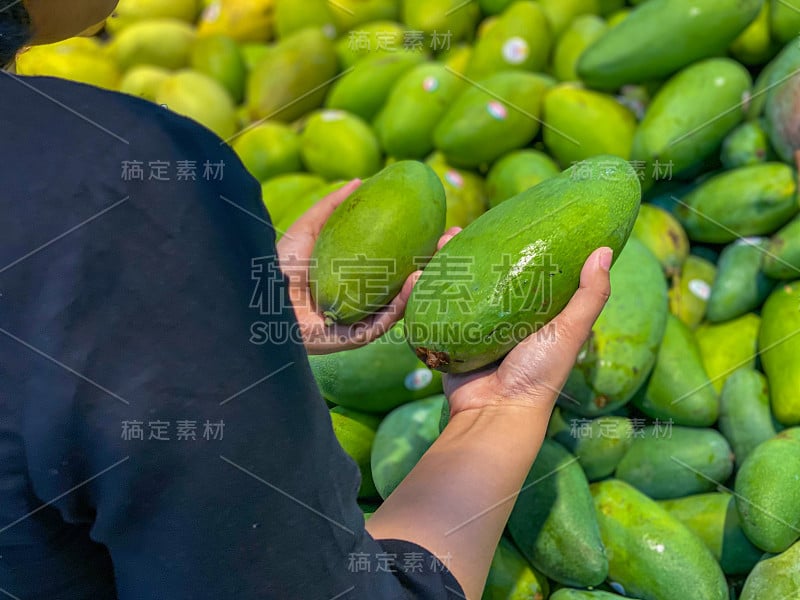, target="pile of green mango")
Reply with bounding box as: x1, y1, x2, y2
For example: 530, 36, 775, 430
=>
29, 0, 800, 597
